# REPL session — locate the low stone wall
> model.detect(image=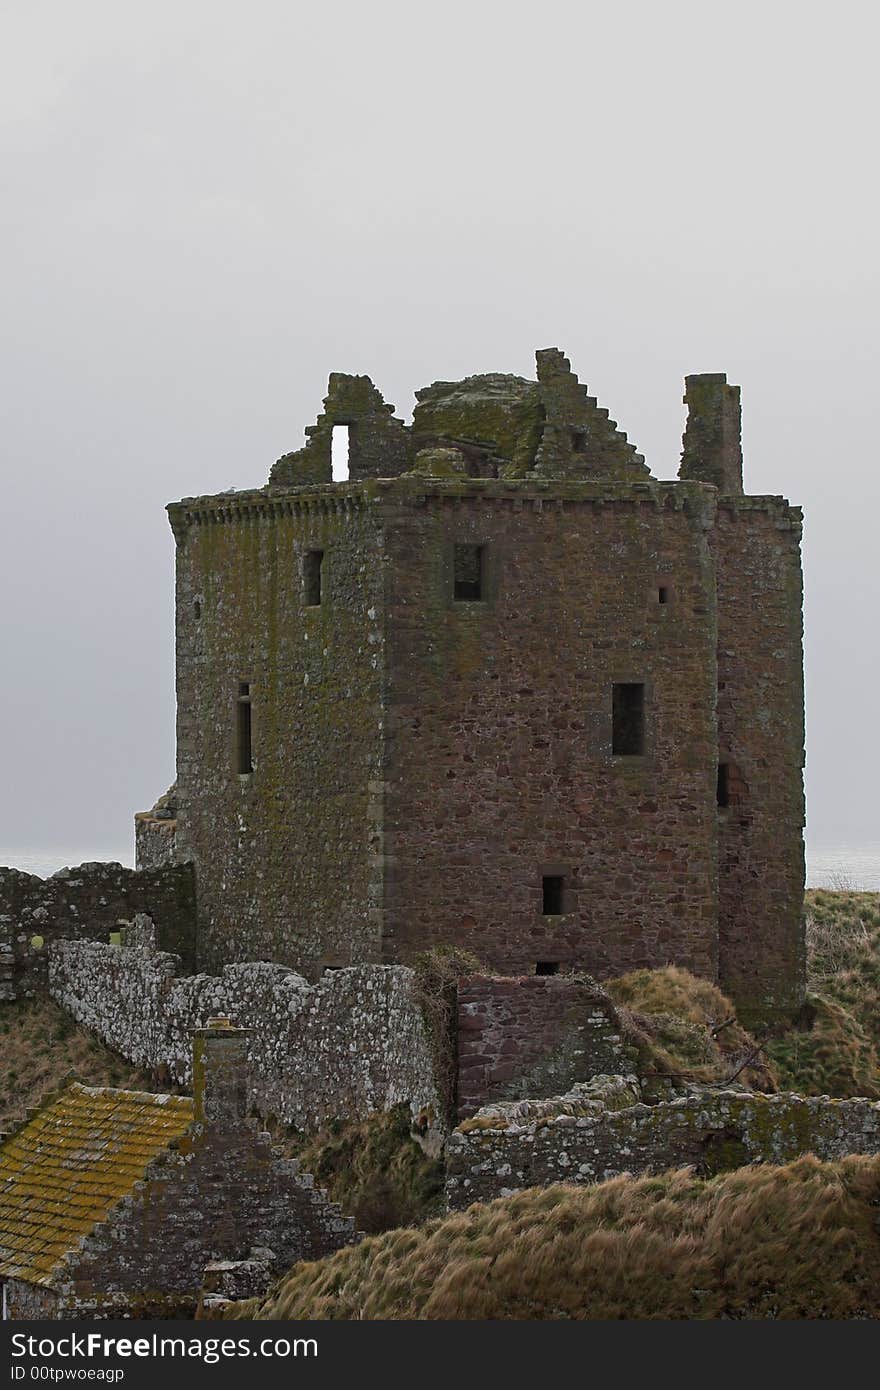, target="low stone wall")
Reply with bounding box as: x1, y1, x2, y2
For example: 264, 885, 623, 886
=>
0, 862, 196, 999
457, 974, 629, 1118
445, 1080, 880, 1209
49, 933, 441, 1133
